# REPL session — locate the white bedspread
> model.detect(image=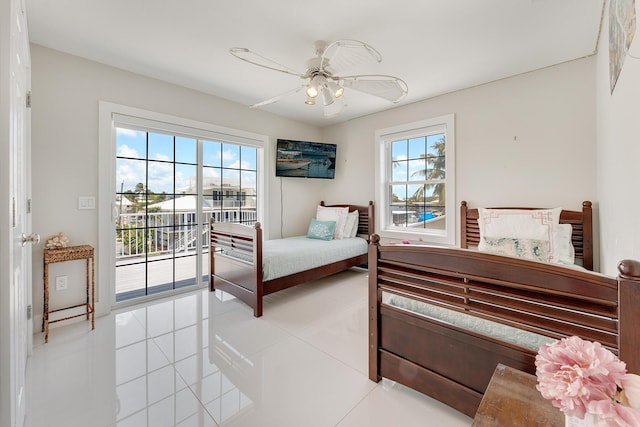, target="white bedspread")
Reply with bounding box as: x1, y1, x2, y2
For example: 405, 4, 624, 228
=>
262, 236, 367, 281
